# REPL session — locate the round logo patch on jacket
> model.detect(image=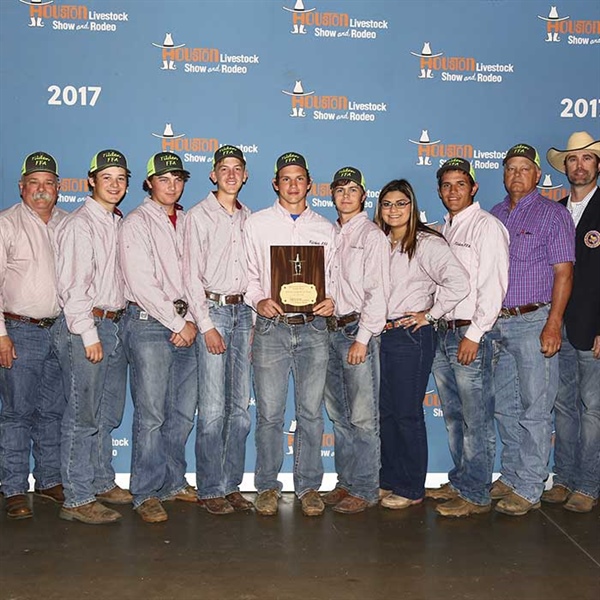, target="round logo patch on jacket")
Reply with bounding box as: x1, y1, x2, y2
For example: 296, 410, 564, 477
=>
584, 230, 600, 249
